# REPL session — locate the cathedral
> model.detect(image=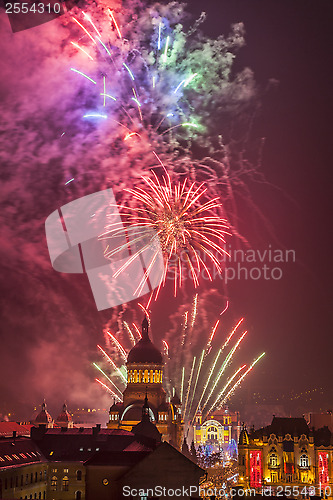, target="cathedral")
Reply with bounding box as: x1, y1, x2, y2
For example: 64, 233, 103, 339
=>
107, 317, 184, 449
